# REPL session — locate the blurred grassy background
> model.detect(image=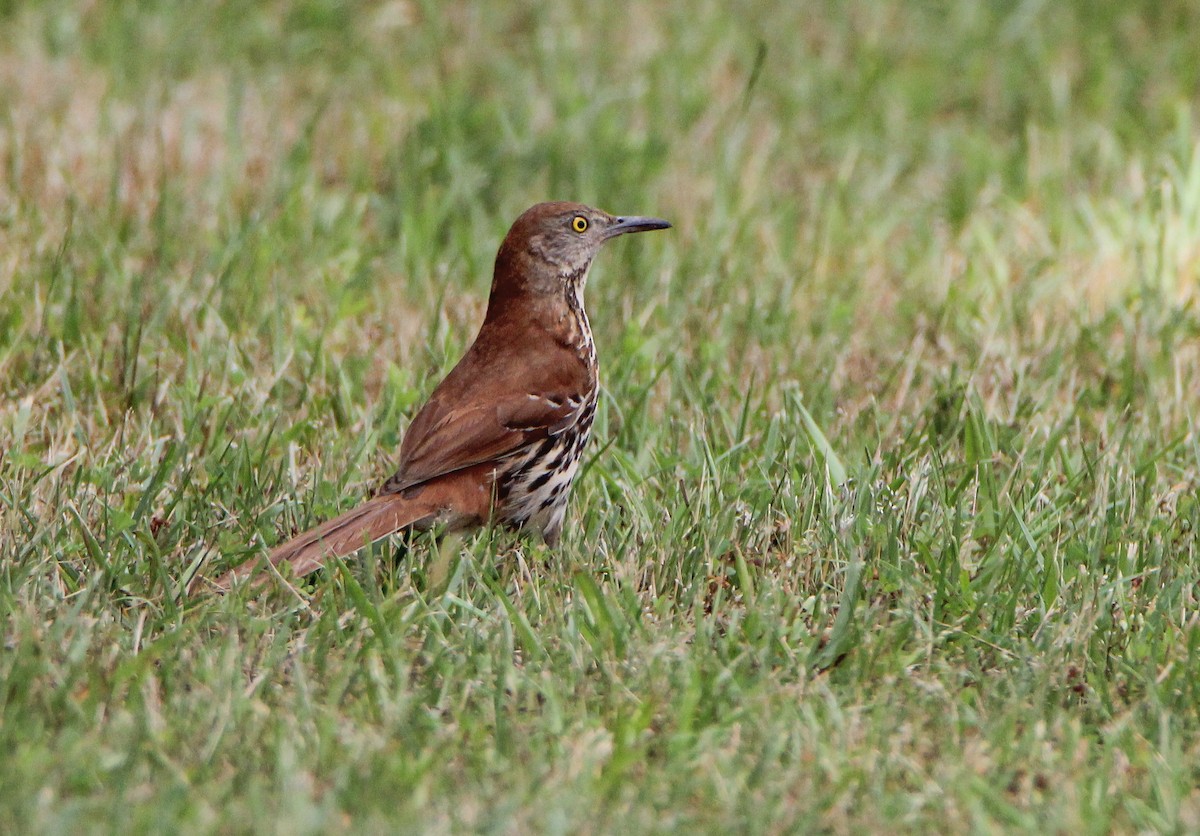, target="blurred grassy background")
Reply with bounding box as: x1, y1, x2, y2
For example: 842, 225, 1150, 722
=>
2, 1, 1200, 832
